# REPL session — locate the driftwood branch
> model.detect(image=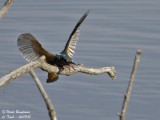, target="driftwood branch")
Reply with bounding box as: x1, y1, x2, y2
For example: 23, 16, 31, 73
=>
119, 49, 142, 120
0, 0, 13, 18
30, 70, 57, 120
0, 56, 116, 88
0, 55, 116, 120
